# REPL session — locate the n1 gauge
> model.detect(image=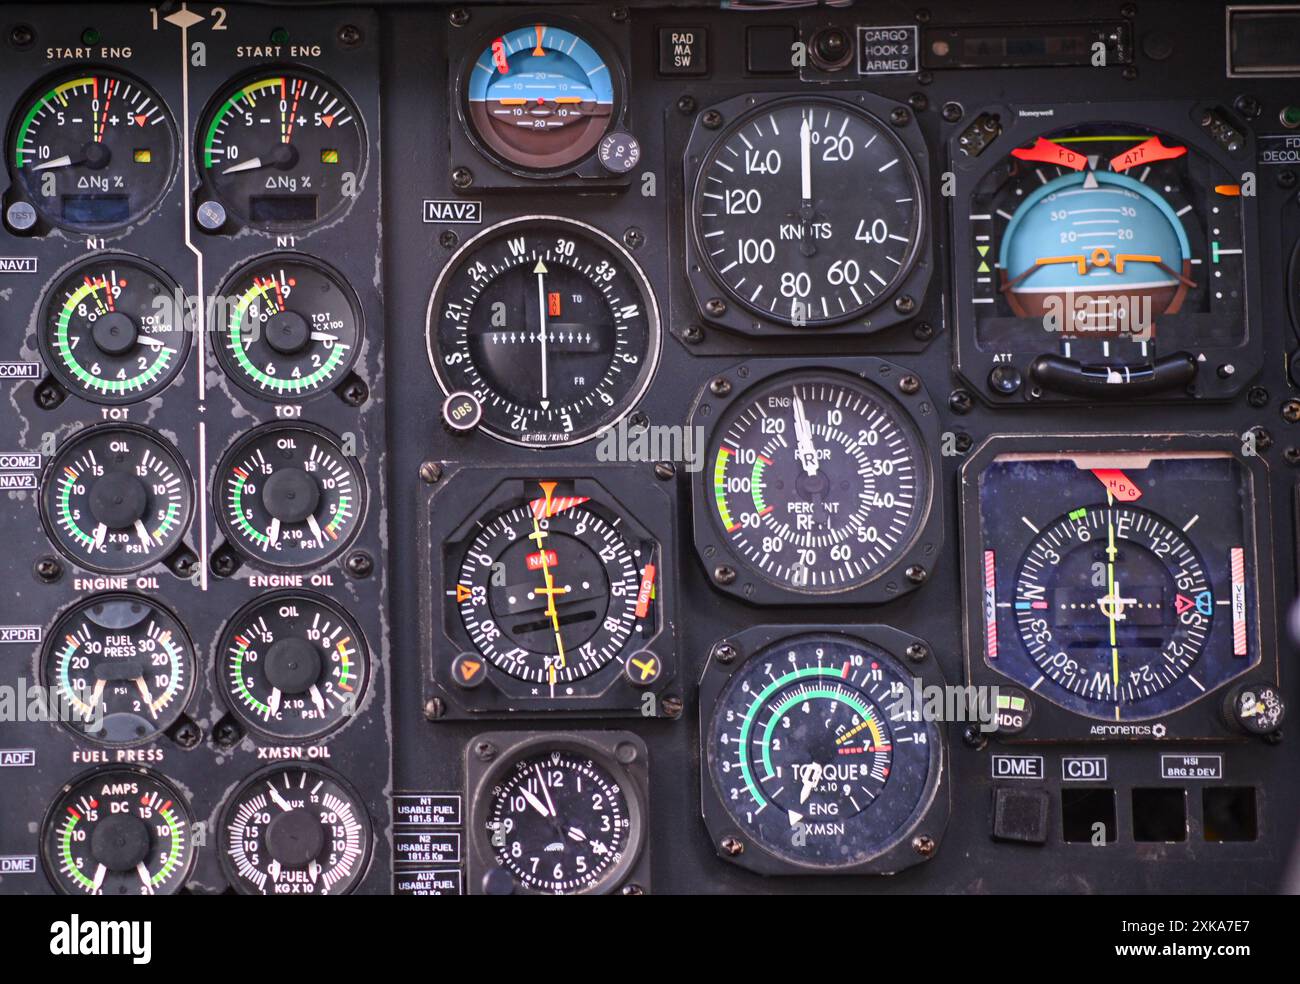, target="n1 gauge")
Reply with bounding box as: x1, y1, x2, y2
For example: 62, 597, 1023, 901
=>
215, 423, 364, 569
699, 627, 948, 876
42, 768, 196, 895
41, 425, 193, 574
214, 254, 362, 401
221, 766, 371, 894
40, 255, 189, 404
198, 70, 365, 230
7, 70, 176, 232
